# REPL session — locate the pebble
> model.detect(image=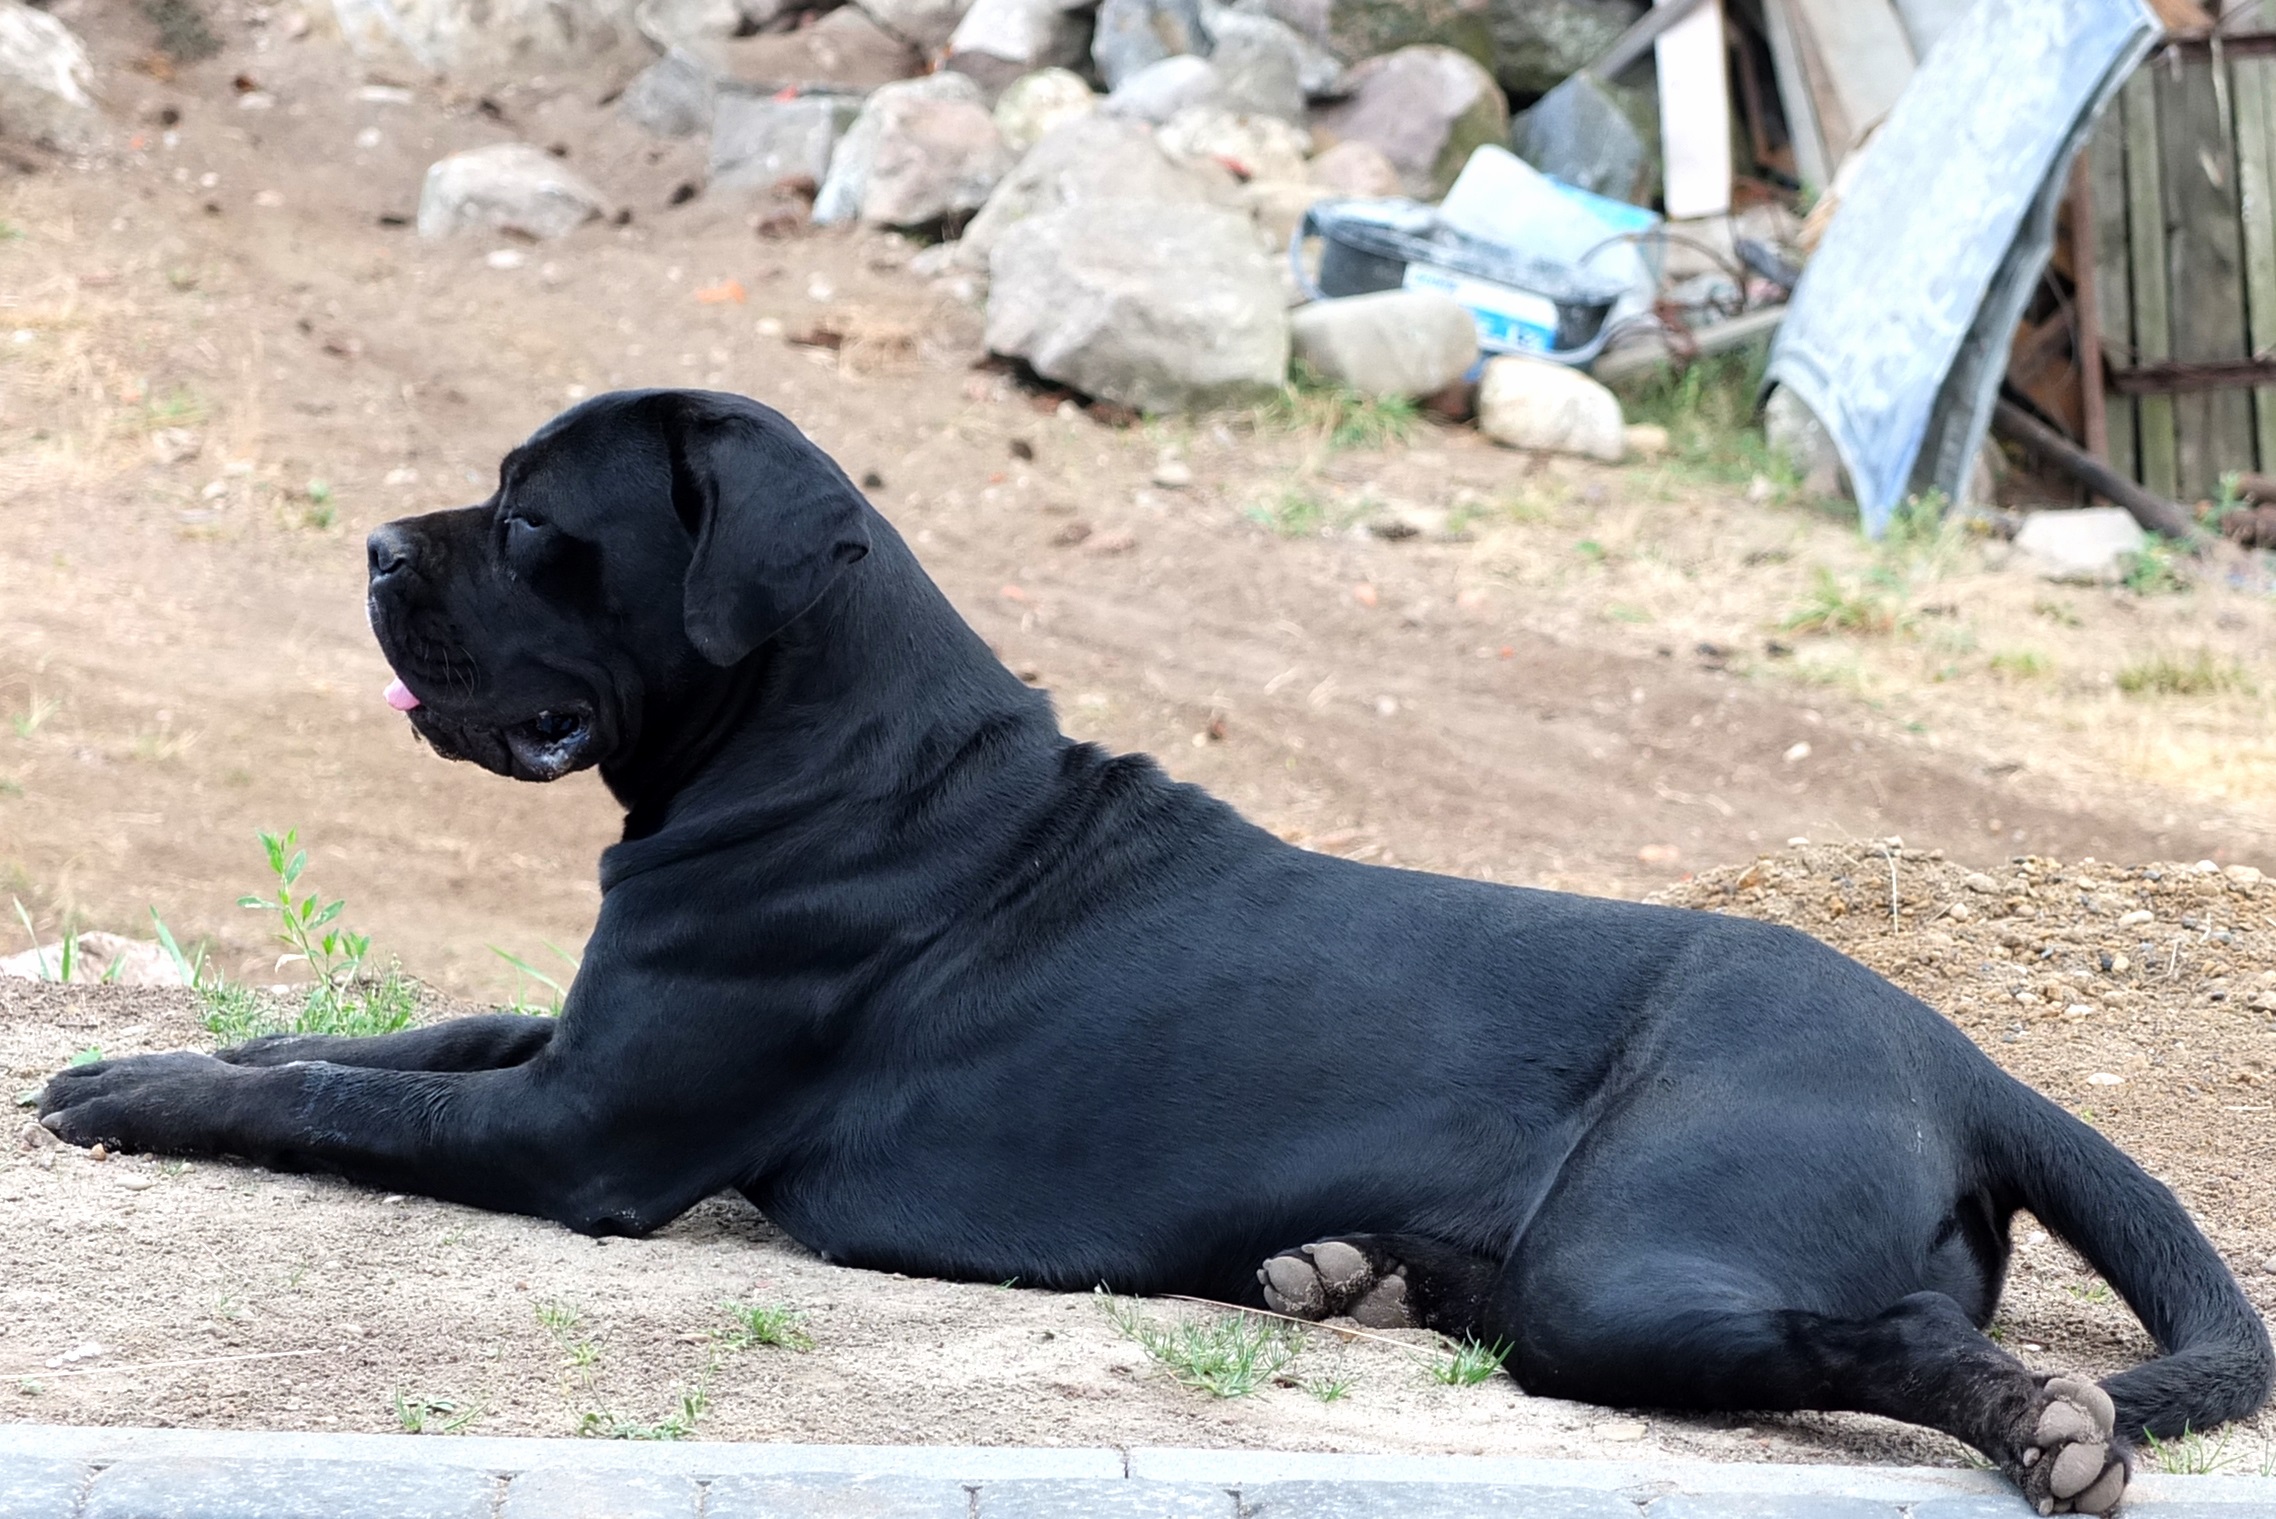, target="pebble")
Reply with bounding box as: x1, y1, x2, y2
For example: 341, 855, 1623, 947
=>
1595, 1420, 1648, 1441
88, 1143, 108, 1162
2086, 1072, 2125, 1086
2063, 1003, 2093, 1020
1782, 741, 1811, 764
1965, 873, 1998, 893
2118, 909, 2153, 927
1150, 458, 1193, 489
117, 1175, 154, 1191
